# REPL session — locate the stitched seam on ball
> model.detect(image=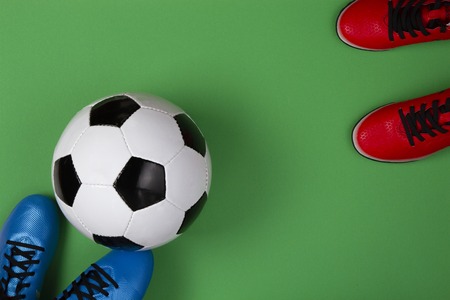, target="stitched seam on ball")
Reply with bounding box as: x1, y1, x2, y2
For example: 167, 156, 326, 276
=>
82, 183, 113, 187
204, 155, 209, 194
163, 147, 187, 211
158, 112, 186, 165
119, 127, 134, 157
71, 206, 93, 235
140, 106, 173, 116
164, 145, 185, 167
69, 126, 90, 154
165, 196, 185, 212
112, 128, 130, 191
124, 93, 181, 117
123, 212, 134, 236
122, 212, 134, 236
